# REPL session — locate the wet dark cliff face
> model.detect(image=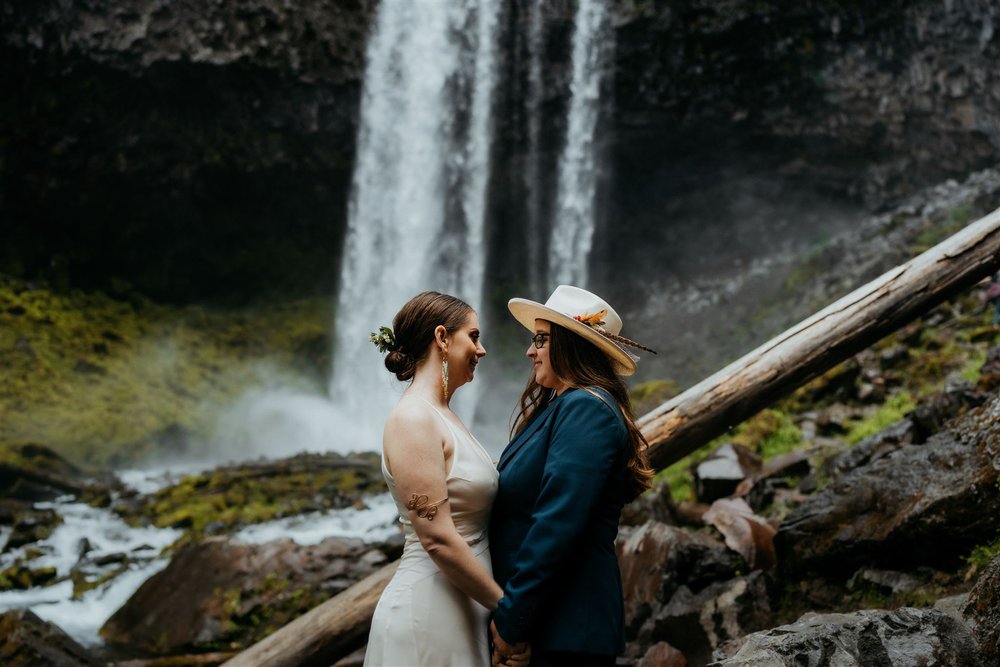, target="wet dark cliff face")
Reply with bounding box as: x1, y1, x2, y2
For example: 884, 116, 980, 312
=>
1, 0, 373, 301
2, 0, 998, 306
